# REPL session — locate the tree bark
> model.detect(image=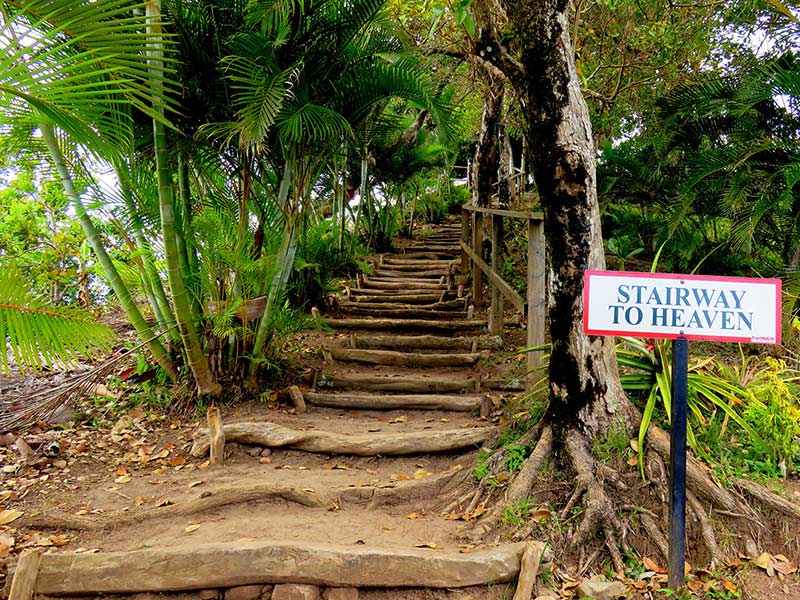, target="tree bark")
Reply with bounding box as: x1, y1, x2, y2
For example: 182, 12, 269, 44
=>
471, 77, 504, 208
498, 0, 634, 437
